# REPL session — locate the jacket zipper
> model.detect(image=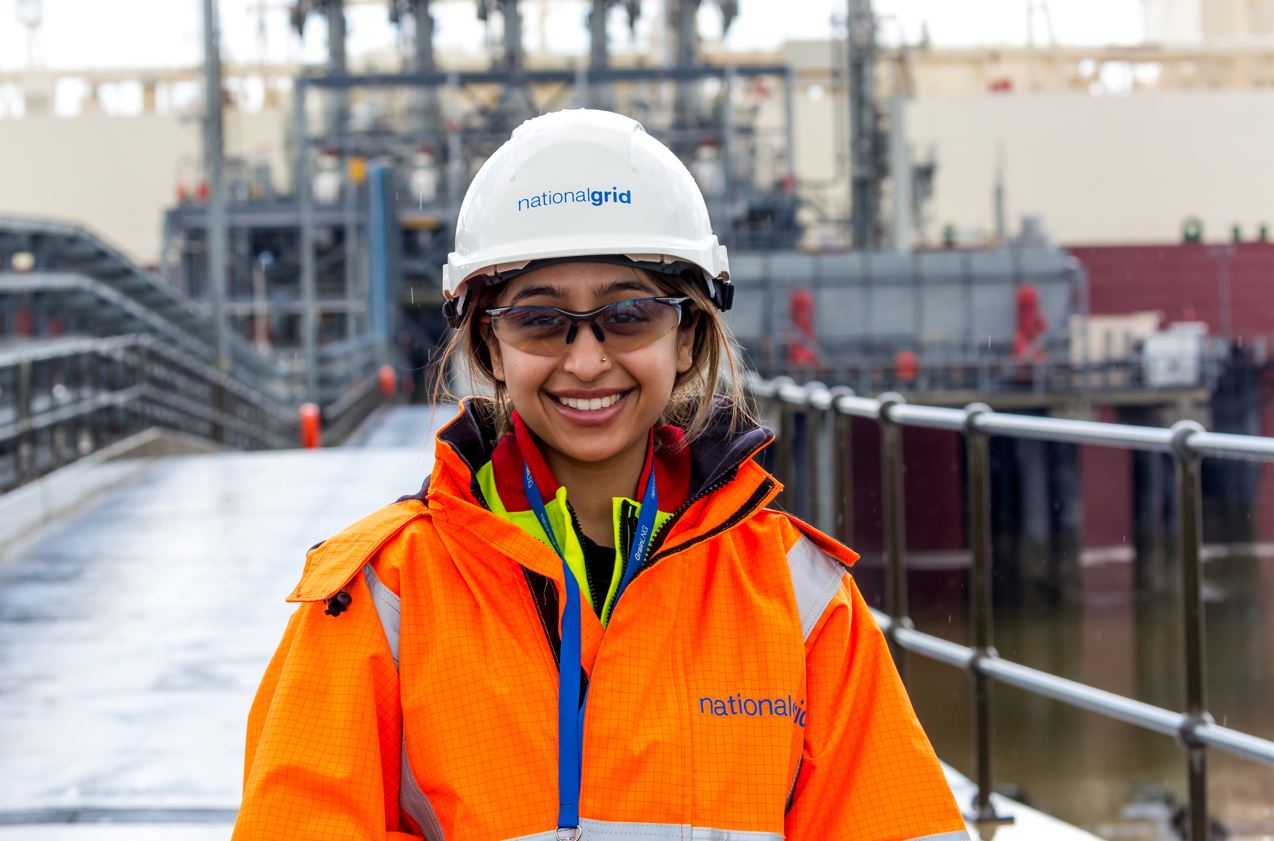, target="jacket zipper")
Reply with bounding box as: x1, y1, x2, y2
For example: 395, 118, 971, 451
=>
565, 500, 604, 610
647, 479, 776, 568
600, 501, 637, 622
